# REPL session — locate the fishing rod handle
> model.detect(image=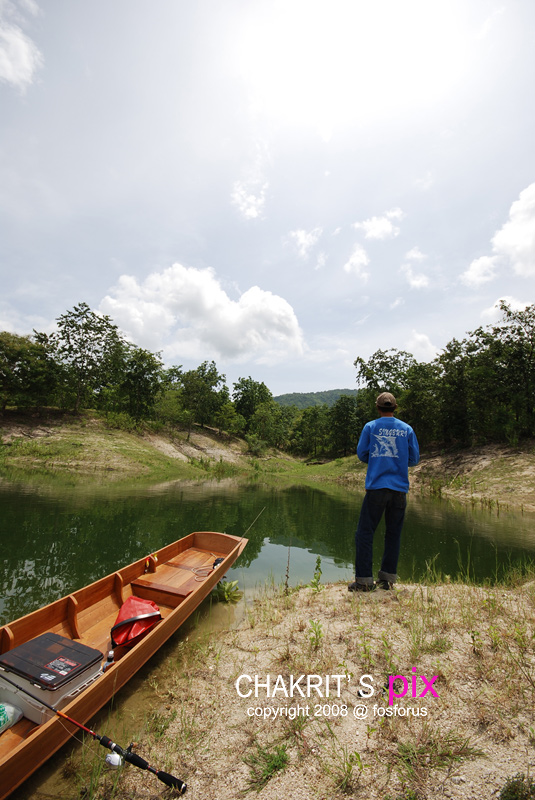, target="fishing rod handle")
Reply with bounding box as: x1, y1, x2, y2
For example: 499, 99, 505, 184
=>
156, 770, 187, 792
